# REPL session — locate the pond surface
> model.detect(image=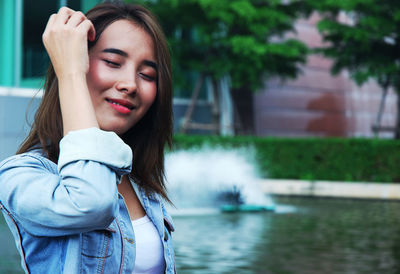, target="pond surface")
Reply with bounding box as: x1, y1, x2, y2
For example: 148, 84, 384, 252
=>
173, 196, 400, 274
1, 196, 400, 273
